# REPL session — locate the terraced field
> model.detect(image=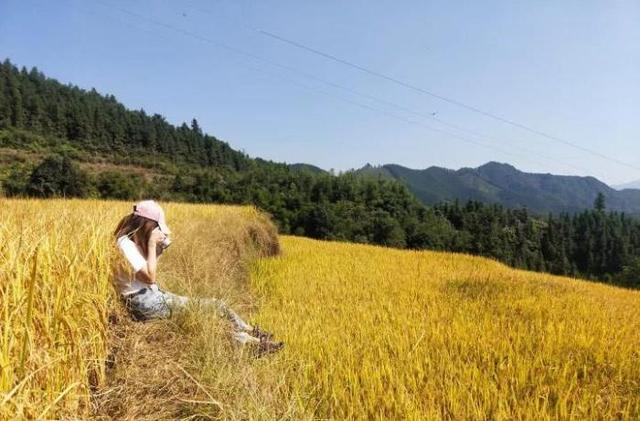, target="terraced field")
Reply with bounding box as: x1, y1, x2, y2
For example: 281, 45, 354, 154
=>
2, 199, 639, 419
0, 198, 279, 419
253, 236, 640, 419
